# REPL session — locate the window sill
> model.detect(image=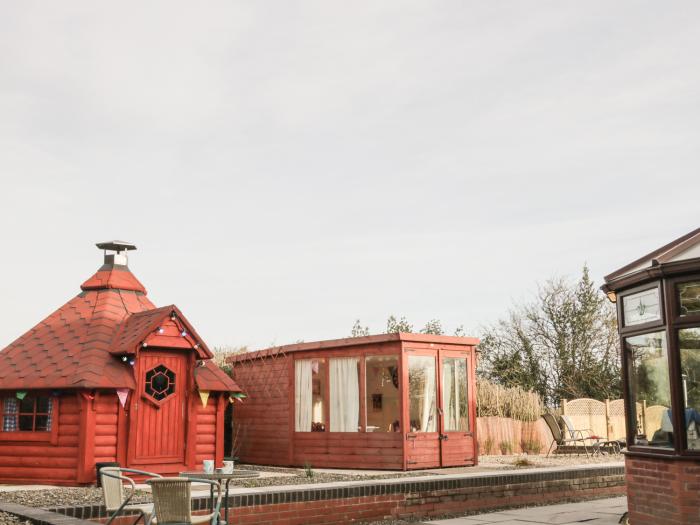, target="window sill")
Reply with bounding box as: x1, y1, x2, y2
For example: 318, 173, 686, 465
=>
624, 447, 700, 461
0, 431, 52, 442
